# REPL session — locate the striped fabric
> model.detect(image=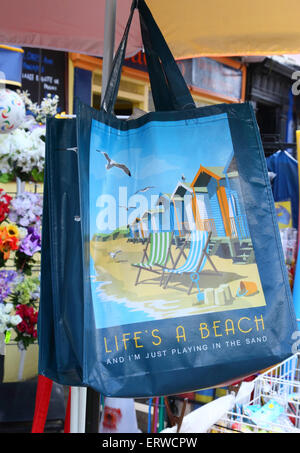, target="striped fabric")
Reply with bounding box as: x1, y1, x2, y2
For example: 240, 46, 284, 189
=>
135, 232, 172, 268
166, 230, 208, 274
